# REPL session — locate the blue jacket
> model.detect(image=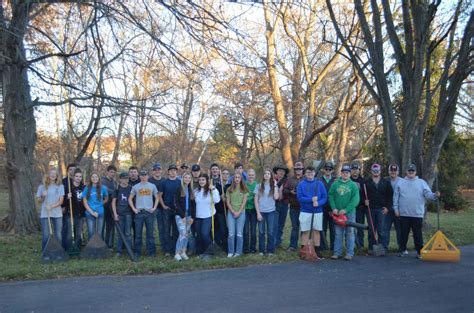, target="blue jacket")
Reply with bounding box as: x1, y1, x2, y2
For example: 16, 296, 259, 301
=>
297, 178, 327, 213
